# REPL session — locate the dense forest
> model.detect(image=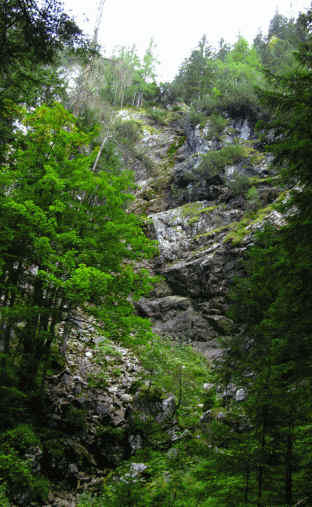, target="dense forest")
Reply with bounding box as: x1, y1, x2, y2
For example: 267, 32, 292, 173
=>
1, 1, 312, 505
